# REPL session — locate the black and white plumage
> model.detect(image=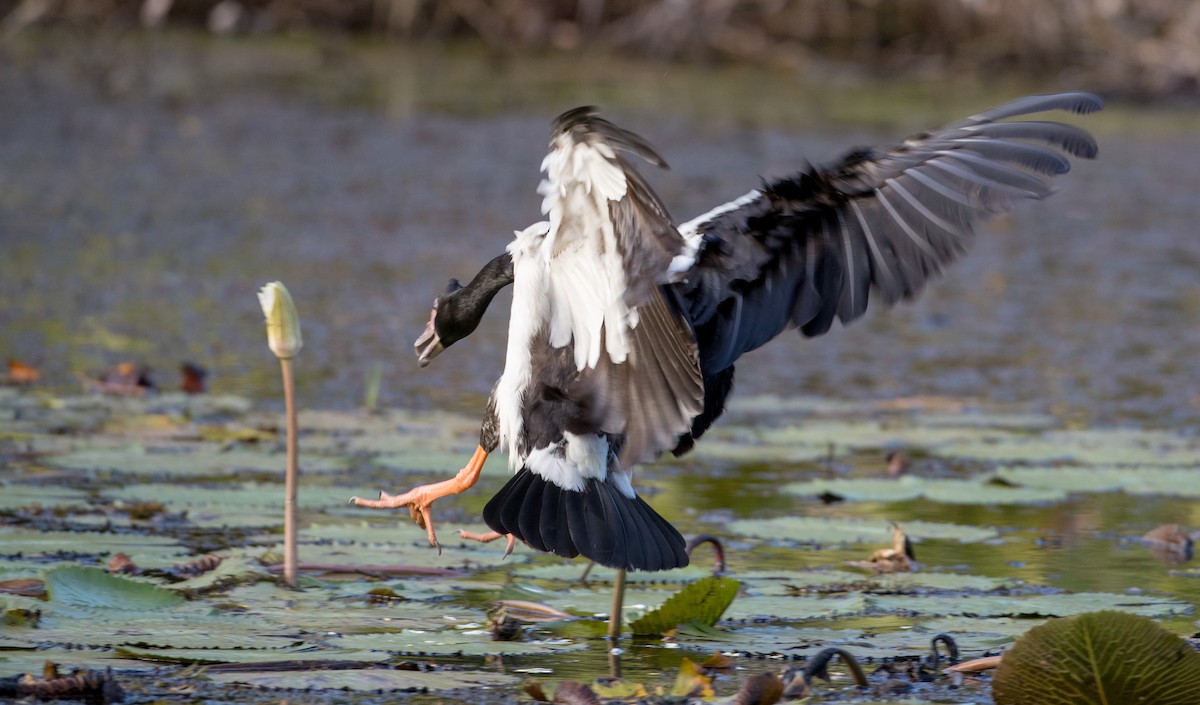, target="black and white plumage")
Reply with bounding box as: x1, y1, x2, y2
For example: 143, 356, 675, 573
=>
413, 92, 1103, 571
